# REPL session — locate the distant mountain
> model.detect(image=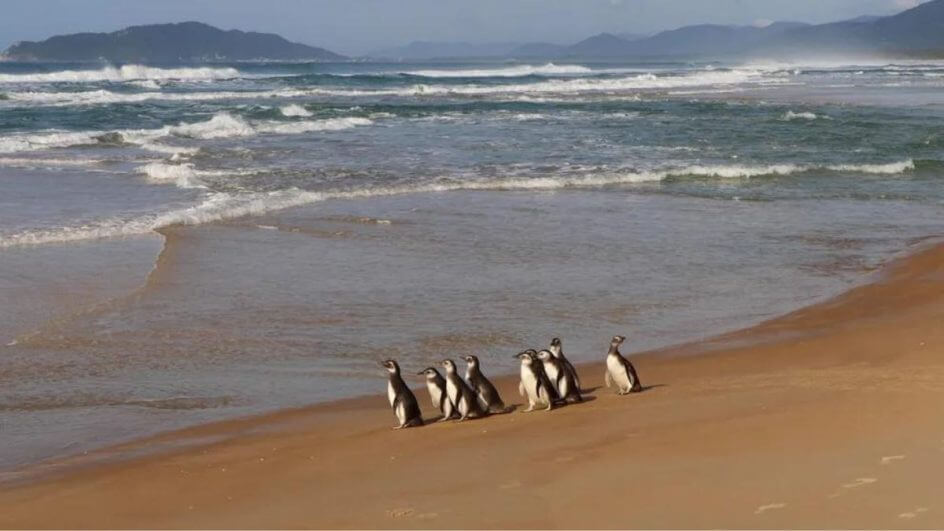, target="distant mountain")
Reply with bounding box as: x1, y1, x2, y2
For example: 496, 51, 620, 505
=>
507, 0, 944, 59
623, 21, 810, 57
567, 33, 639, 57
762, 0, 944, 56
2, 21, 345, 62
841, 15, 885, 24
368, 41, 524, 60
